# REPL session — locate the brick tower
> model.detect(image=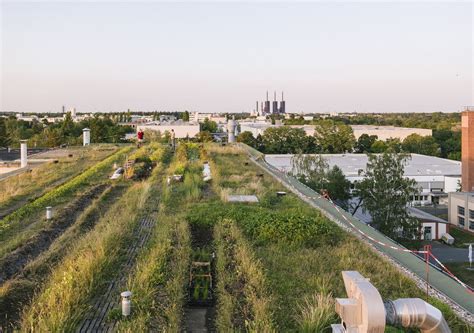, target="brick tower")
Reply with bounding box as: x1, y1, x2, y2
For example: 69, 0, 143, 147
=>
462, 106, 474, 191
